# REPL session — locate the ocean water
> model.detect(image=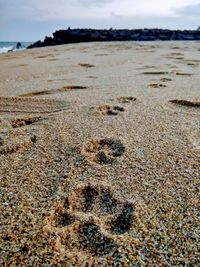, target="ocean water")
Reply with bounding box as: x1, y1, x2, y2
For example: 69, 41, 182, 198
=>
0, 41, 32, 54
